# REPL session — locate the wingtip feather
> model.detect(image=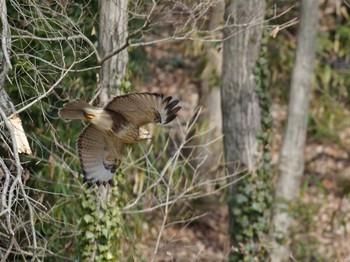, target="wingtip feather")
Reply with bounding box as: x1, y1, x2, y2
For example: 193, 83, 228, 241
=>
161, 95, 181, 124
165, 100, 179, 110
